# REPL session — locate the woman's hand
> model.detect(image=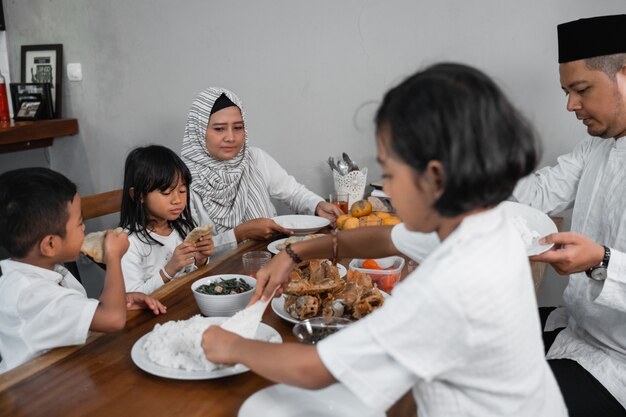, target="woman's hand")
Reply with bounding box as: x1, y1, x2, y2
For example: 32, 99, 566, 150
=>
126, 292, 167, 314
530, 232, 605, 275
164, 242, 197, 277
194, 235, 214, 266
315, 201, 344, 223
202, 326, 241, 366
249, 250, 296, 304
234, 218, 293, 242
